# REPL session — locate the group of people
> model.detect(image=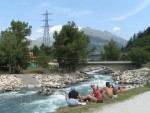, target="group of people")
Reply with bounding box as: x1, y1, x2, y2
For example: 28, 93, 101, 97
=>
66, 82, 122, 107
